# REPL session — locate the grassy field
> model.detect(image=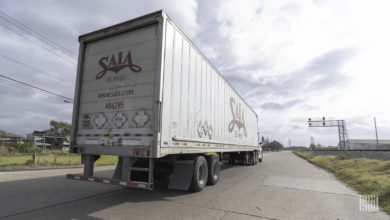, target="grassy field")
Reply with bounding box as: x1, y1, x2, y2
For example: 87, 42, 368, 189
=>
0, 154, 118, 167
294, 151, 390, 214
